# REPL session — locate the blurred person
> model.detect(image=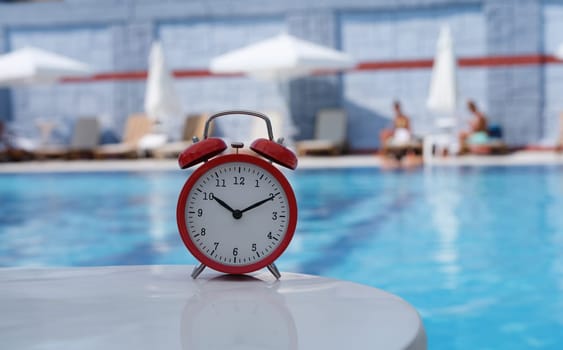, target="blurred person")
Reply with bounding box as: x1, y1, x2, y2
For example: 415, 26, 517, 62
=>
379, 101, 422, 170
459, 100, 489, 153
380, 100, 412, 148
